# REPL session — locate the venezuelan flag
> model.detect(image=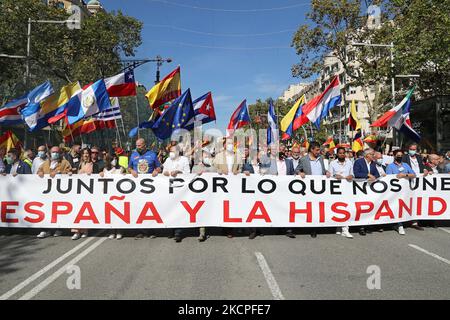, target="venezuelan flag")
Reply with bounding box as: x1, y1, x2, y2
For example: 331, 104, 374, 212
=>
145, 66, 181, 110
280, 95, 305, 140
